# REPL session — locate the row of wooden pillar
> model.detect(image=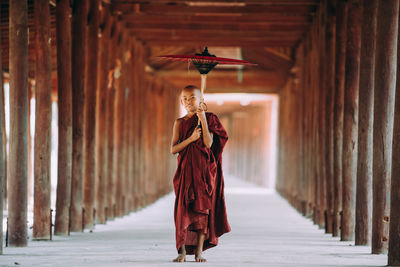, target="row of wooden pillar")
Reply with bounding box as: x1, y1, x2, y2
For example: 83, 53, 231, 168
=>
277, 0, 400, 265
223, 103, 275, 187
1, 0, 179, 253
